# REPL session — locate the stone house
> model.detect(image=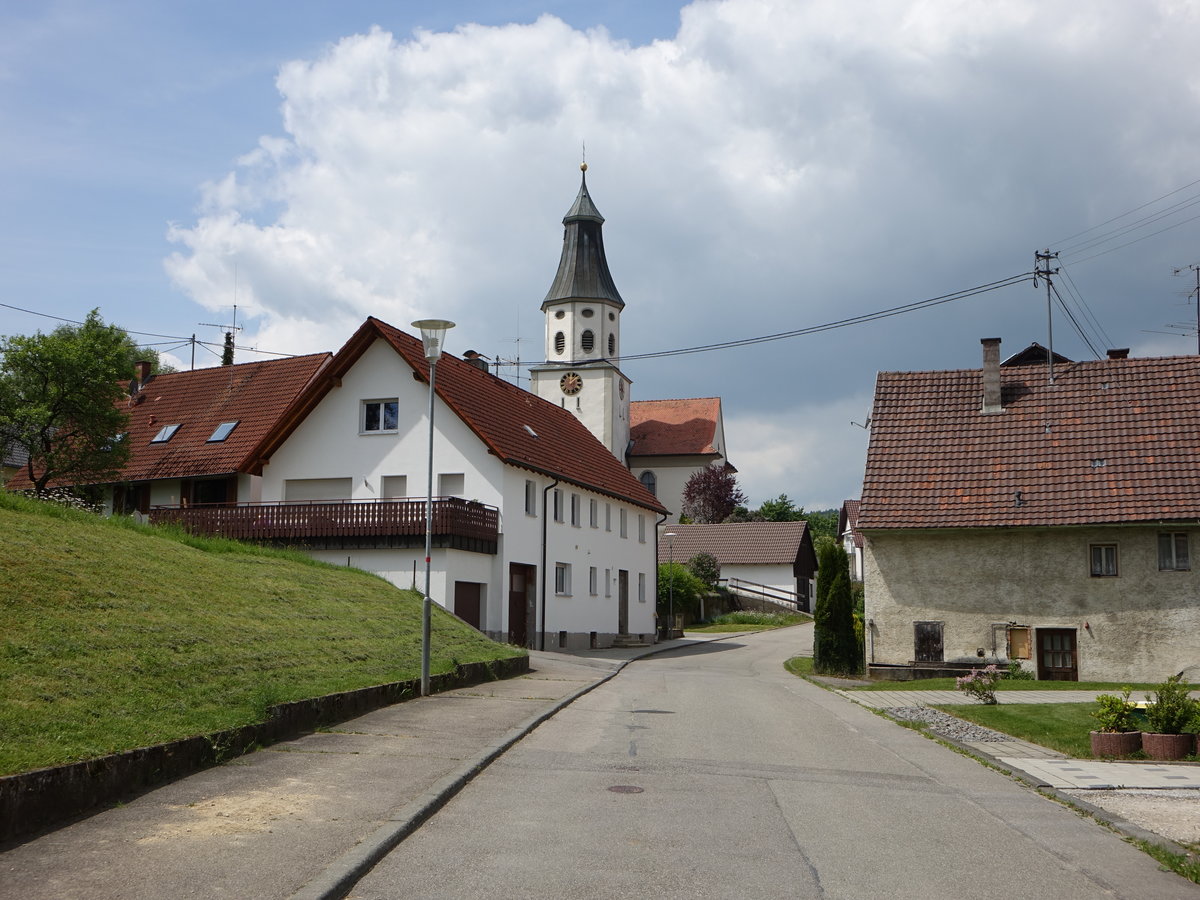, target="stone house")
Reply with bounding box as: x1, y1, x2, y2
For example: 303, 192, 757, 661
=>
859, 338, 1200, 682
